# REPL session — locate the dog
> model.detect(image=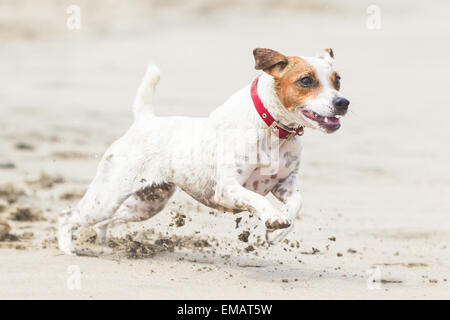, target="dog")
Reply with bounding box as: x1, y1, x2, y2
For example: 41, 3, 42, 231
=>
58, 48, 349, 255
